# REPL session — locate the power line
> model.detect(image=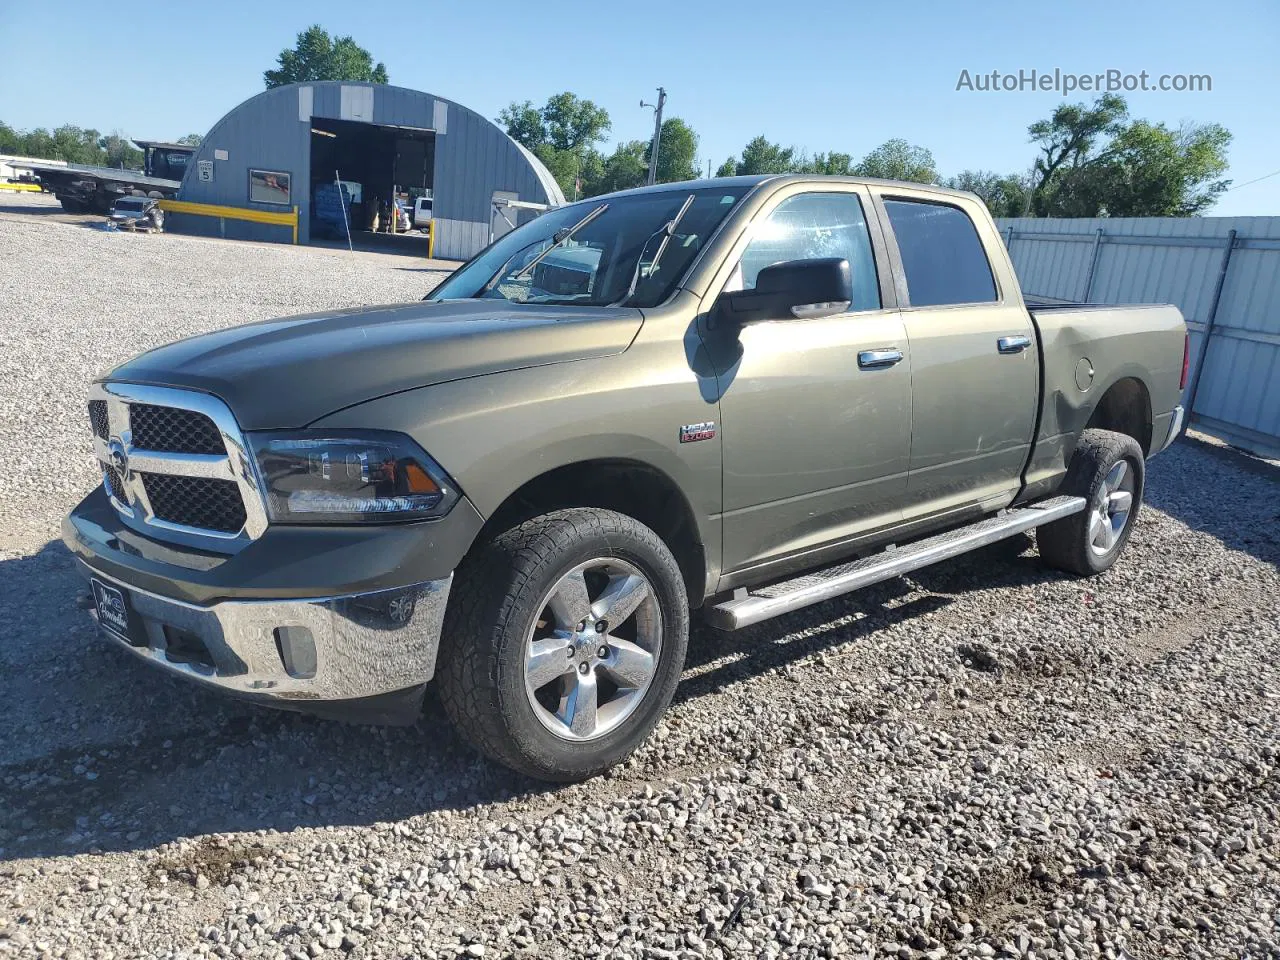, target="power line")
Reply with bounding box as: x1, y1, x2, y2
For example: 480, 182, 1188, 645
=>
1223, 167, 1280, 192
